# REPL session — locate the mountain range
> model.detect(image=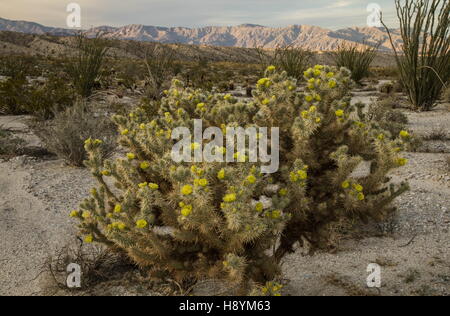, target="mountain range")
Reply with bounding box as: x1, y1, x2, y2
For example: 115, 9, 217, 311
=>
0, 17, 402, 52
